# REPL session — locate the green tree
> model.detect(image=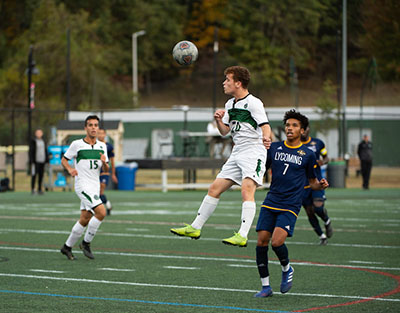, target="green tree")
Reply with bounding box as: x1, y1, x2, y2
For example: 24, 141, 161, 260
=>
314, 79, 337, 135
184, 0, 230, 49
63, 0, 187, 94
0, 0, 133, 112
359, 0, 400, 80
0, 0, 41, 67
223, 0, 323, 88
